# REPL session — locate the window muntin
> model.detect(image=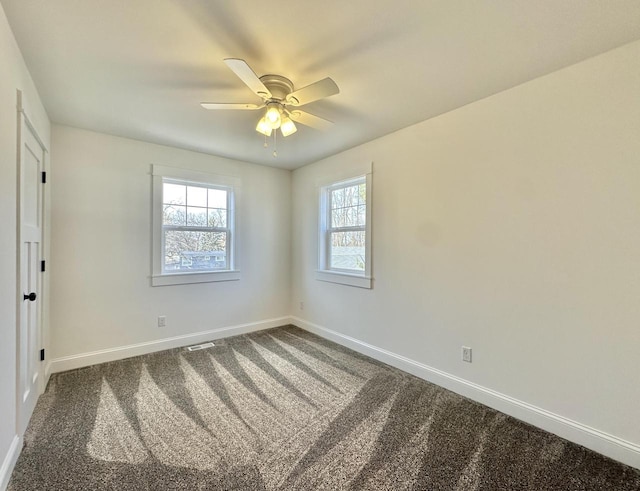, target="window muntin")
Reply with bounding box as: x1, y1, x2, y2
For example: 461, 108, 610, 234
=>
161, 179, 232, 273
327, 179, 367, 272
